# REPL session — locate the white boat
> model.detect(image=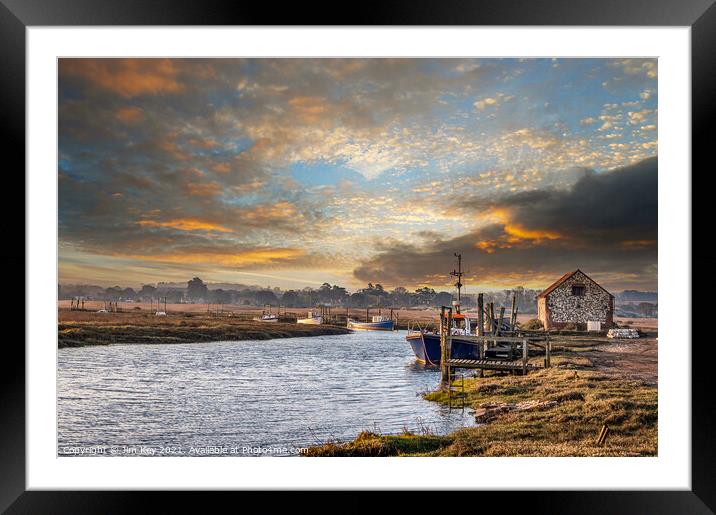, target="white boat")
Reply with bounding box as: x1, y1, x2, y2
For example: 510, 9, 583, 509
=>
347, 315, 394, 331
253, 313, 279, 323
297, 311, 322, 325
